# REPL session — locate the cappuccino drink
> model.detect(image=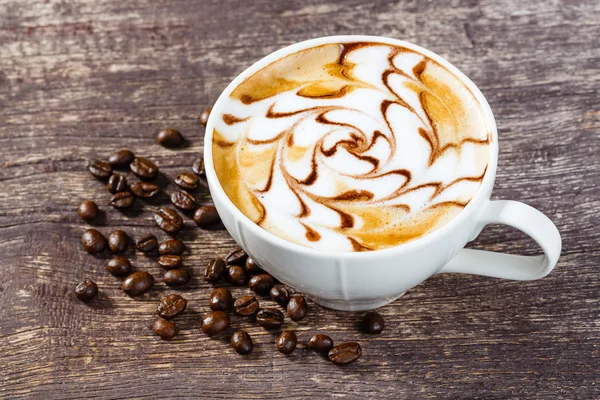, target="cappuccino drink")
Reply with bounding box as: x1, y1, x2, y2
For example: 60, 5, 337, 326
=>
212, 42, 490, 252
